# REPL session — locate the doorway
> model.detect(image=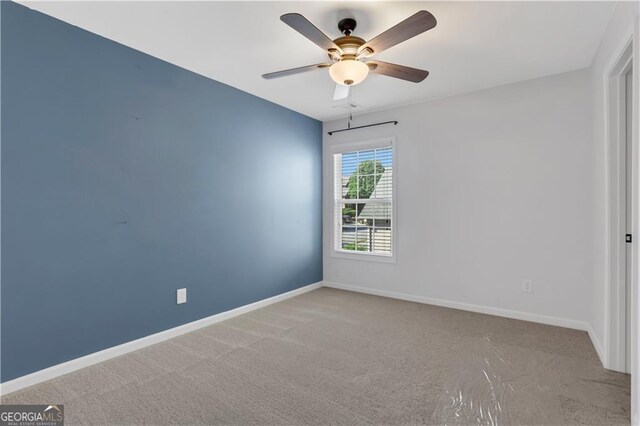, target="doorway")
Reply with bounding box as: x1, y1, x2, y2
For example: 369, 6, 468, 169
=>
624, 66, 633, 373
607, 39, 634, 374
